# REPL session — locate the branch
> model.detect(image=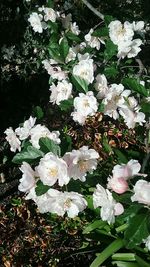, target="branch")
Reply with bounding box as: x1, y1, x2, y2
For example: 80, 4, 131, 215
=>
135, 58, 147, 76
81, 0, 104, 21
